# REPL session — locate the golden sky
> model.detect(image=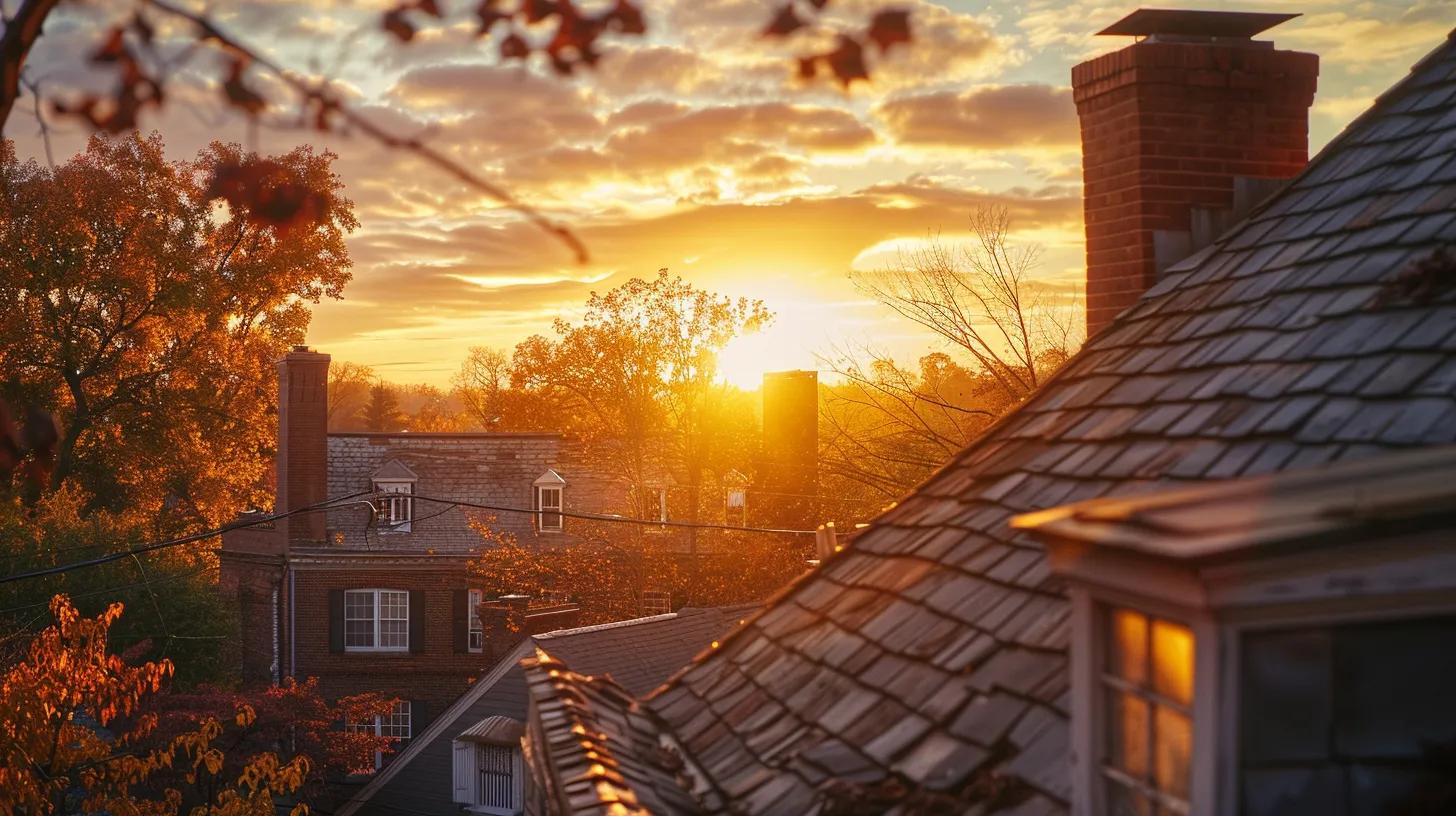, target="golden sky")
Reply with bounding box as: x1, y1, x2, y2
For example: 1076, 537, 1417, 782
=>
10, 0, 1451, 388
